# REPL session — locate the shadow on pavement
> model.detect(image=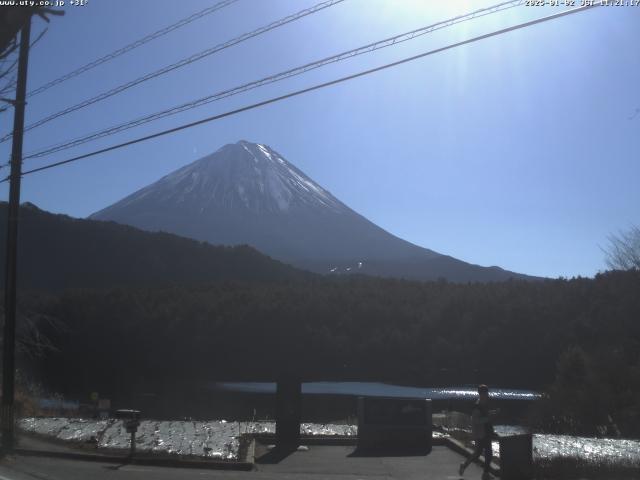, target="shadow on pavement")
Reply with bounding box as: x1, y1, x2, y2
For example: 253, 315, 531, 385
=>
255, 445, 298, 464
348, 446, 432, 458
103, 462, 130, 471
